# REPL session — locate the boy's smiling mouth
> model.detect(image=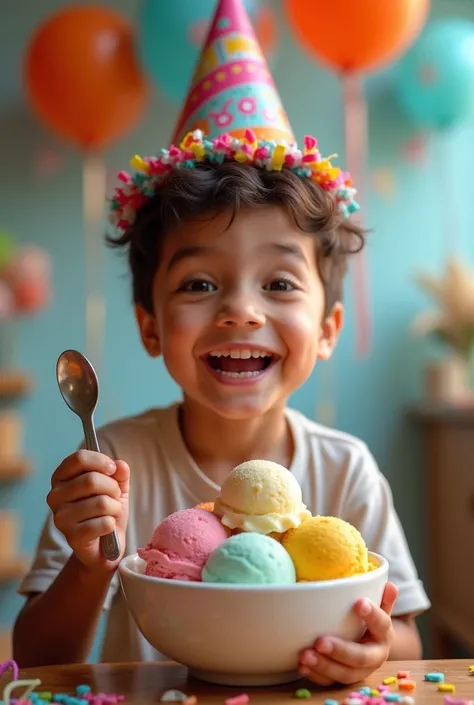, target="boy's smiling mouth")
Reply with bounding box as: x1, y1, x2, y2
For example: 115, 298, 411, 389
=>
202, 347, 279, 382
